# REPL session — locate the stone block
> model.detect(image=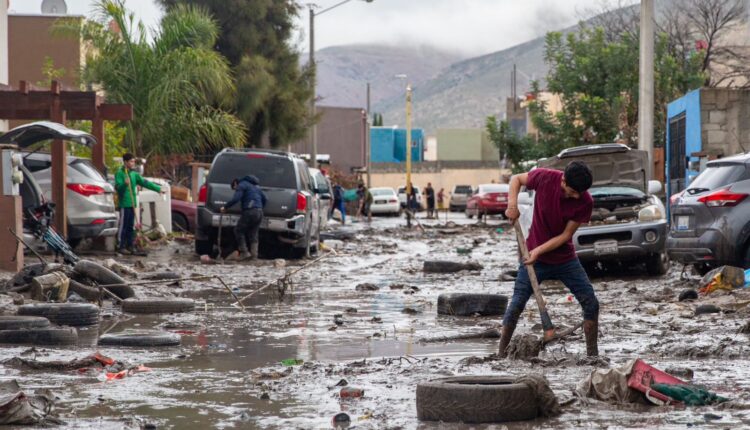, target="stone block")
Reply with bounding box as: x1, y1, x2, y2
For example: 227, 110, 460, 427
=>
716, 90, 729, 109
709, 110, 727, 124
701, 89, 716, 104
707, 130, 727, 145
701, 111, 709, 123
703, 123, 721, 131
